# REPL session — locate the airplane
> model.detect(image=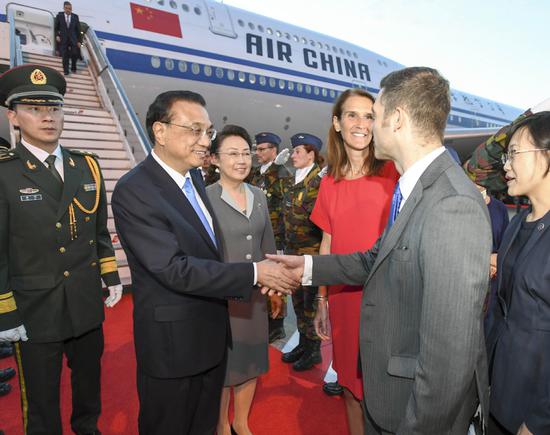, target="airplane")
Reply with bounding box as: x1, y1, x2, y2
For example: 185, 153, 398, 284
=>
0, 0, 523, 160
